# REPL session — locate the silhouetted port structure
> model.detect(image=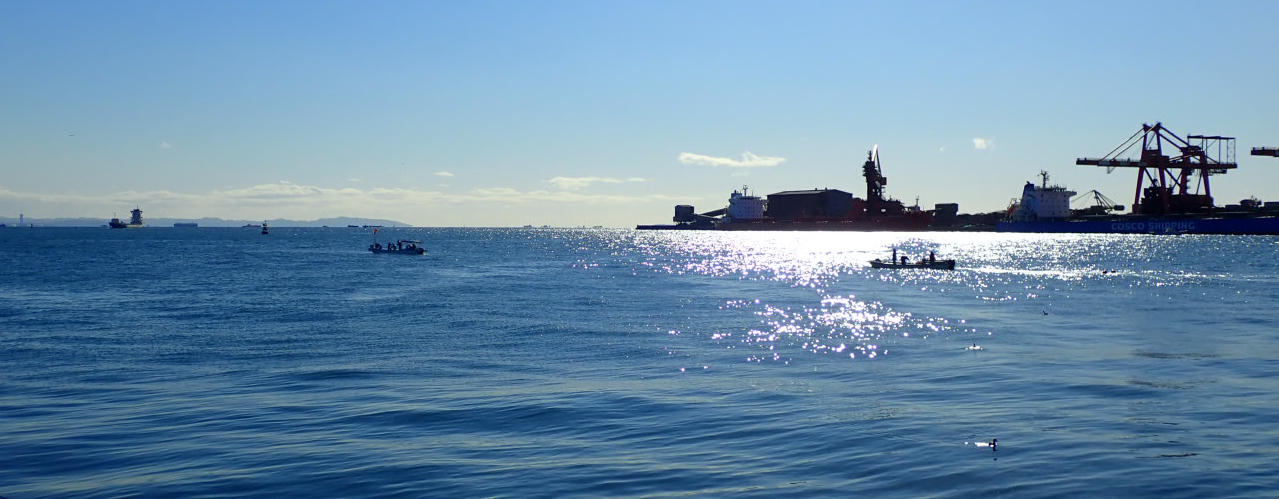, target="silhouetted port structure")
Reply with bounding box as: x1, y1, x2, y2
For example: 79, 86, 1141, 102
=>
1076, 122, 1237, 215
1252, 147, 1279, 157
